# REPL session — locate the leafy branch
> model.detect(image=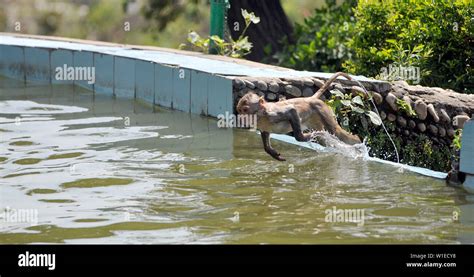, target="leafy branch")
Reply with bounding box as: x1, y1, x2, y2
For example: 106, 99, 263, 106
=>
180, 9, 260, 58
